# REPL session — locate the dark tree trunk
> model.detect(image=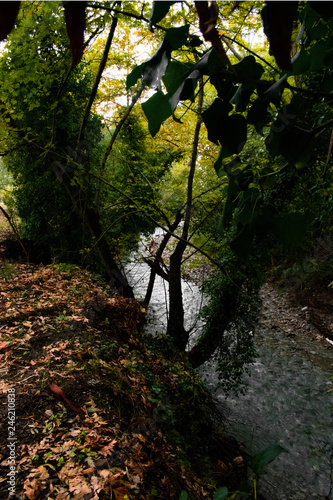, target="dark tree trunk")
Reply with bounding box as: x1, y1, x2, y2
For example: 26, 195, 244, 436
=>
144, 211, 182, 306
166, 82, 203, 351
166, 239, 189, 350
187, 326, 221, 368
